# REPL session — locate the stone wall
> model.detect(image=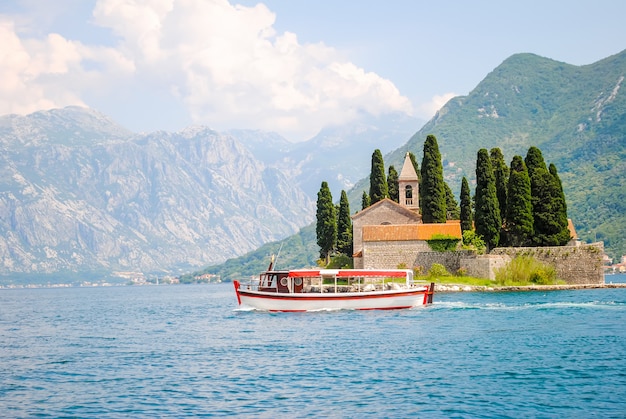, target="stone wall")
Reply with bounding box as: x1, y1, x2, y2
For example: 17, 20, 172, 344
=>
461, 255, 510, 280
359, 240, 604, 284
413, 250, 476, 275
490, 243, 605, 284
362, 240, 430, 269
